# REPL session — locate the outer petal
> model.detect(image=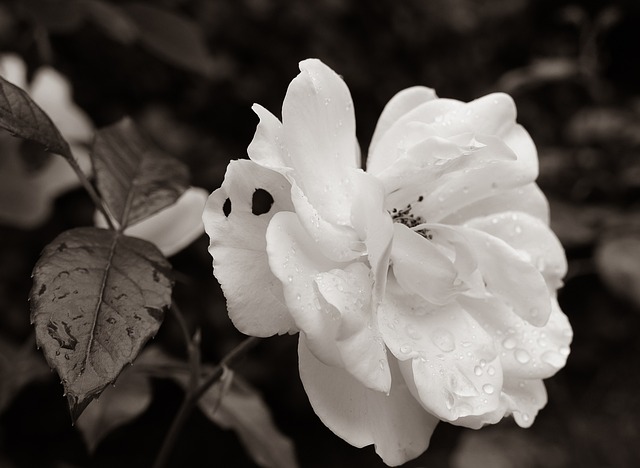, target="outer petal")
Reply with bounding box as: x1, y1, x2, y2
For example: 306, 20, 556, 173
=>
464, 211, 567, 289
266, 211, 343, 366
203, 160, 296, 337
369, 86, 437, 157
288, 177, 363, 263
281, 59, 359, 225
247, 103, 289, 168
367, 98, 463, 175
459, 295, 572, 380
316, 262, 391, 393
378, 276, 502, 422
298, 334, 439, 466
453, 225, 552, 326
95, 187, 207, 256
368, 93, 519, 176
